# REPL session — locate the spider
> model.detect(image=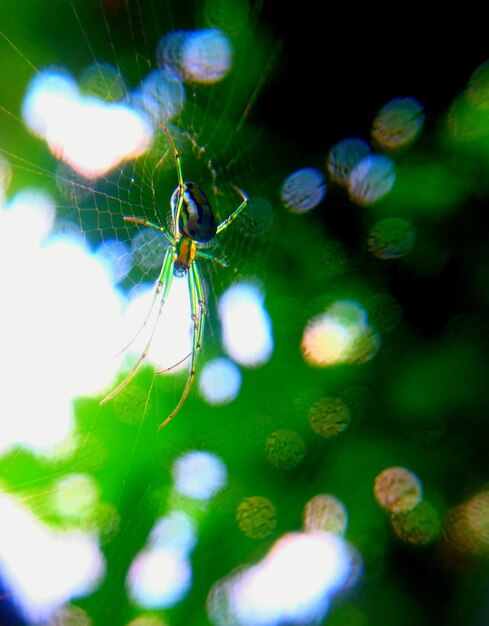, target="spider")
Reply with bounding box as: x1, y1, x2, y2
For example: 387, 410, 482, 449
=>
100, 122, 248, 428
